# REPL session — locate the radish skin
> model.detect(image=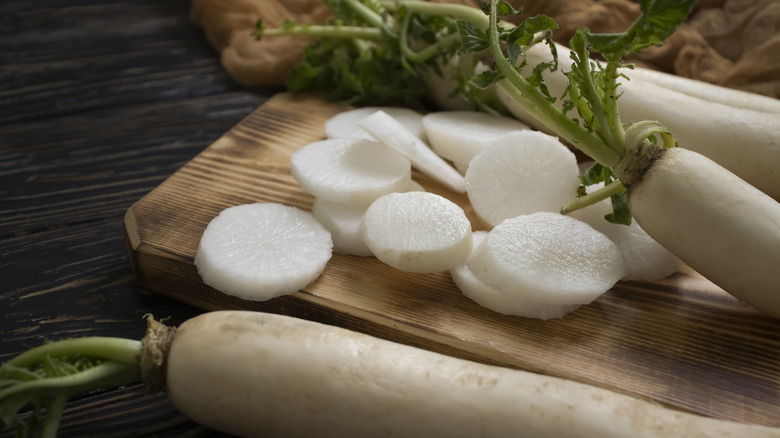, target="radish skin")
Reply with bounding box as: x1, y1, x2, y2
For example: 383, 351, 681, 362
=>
162, 310, 780, 438
625, 147, 780, 317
